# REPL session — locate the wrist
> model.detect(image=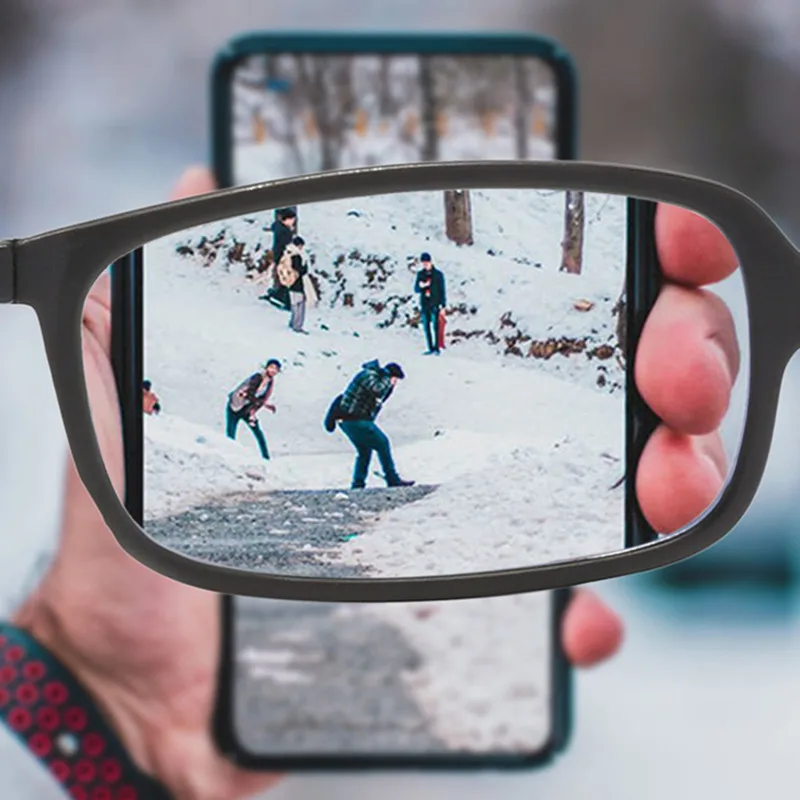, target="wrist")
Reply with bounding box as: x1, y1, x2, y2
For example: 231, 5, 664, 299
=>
0, 614, 174, 799
10, 600, 264, 800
